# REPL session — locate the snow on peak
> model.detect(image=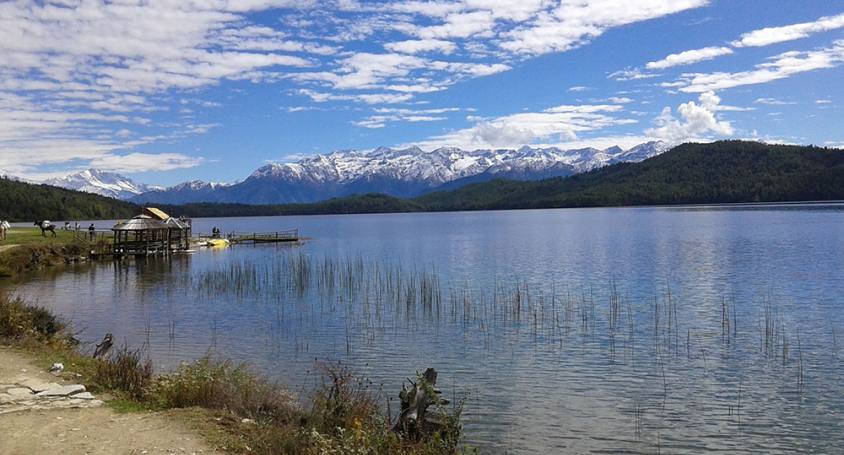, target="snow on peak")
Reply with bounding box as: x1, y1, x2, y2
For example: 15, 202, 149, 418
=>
248, 142, 668, 186
44, 169, 159, 200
